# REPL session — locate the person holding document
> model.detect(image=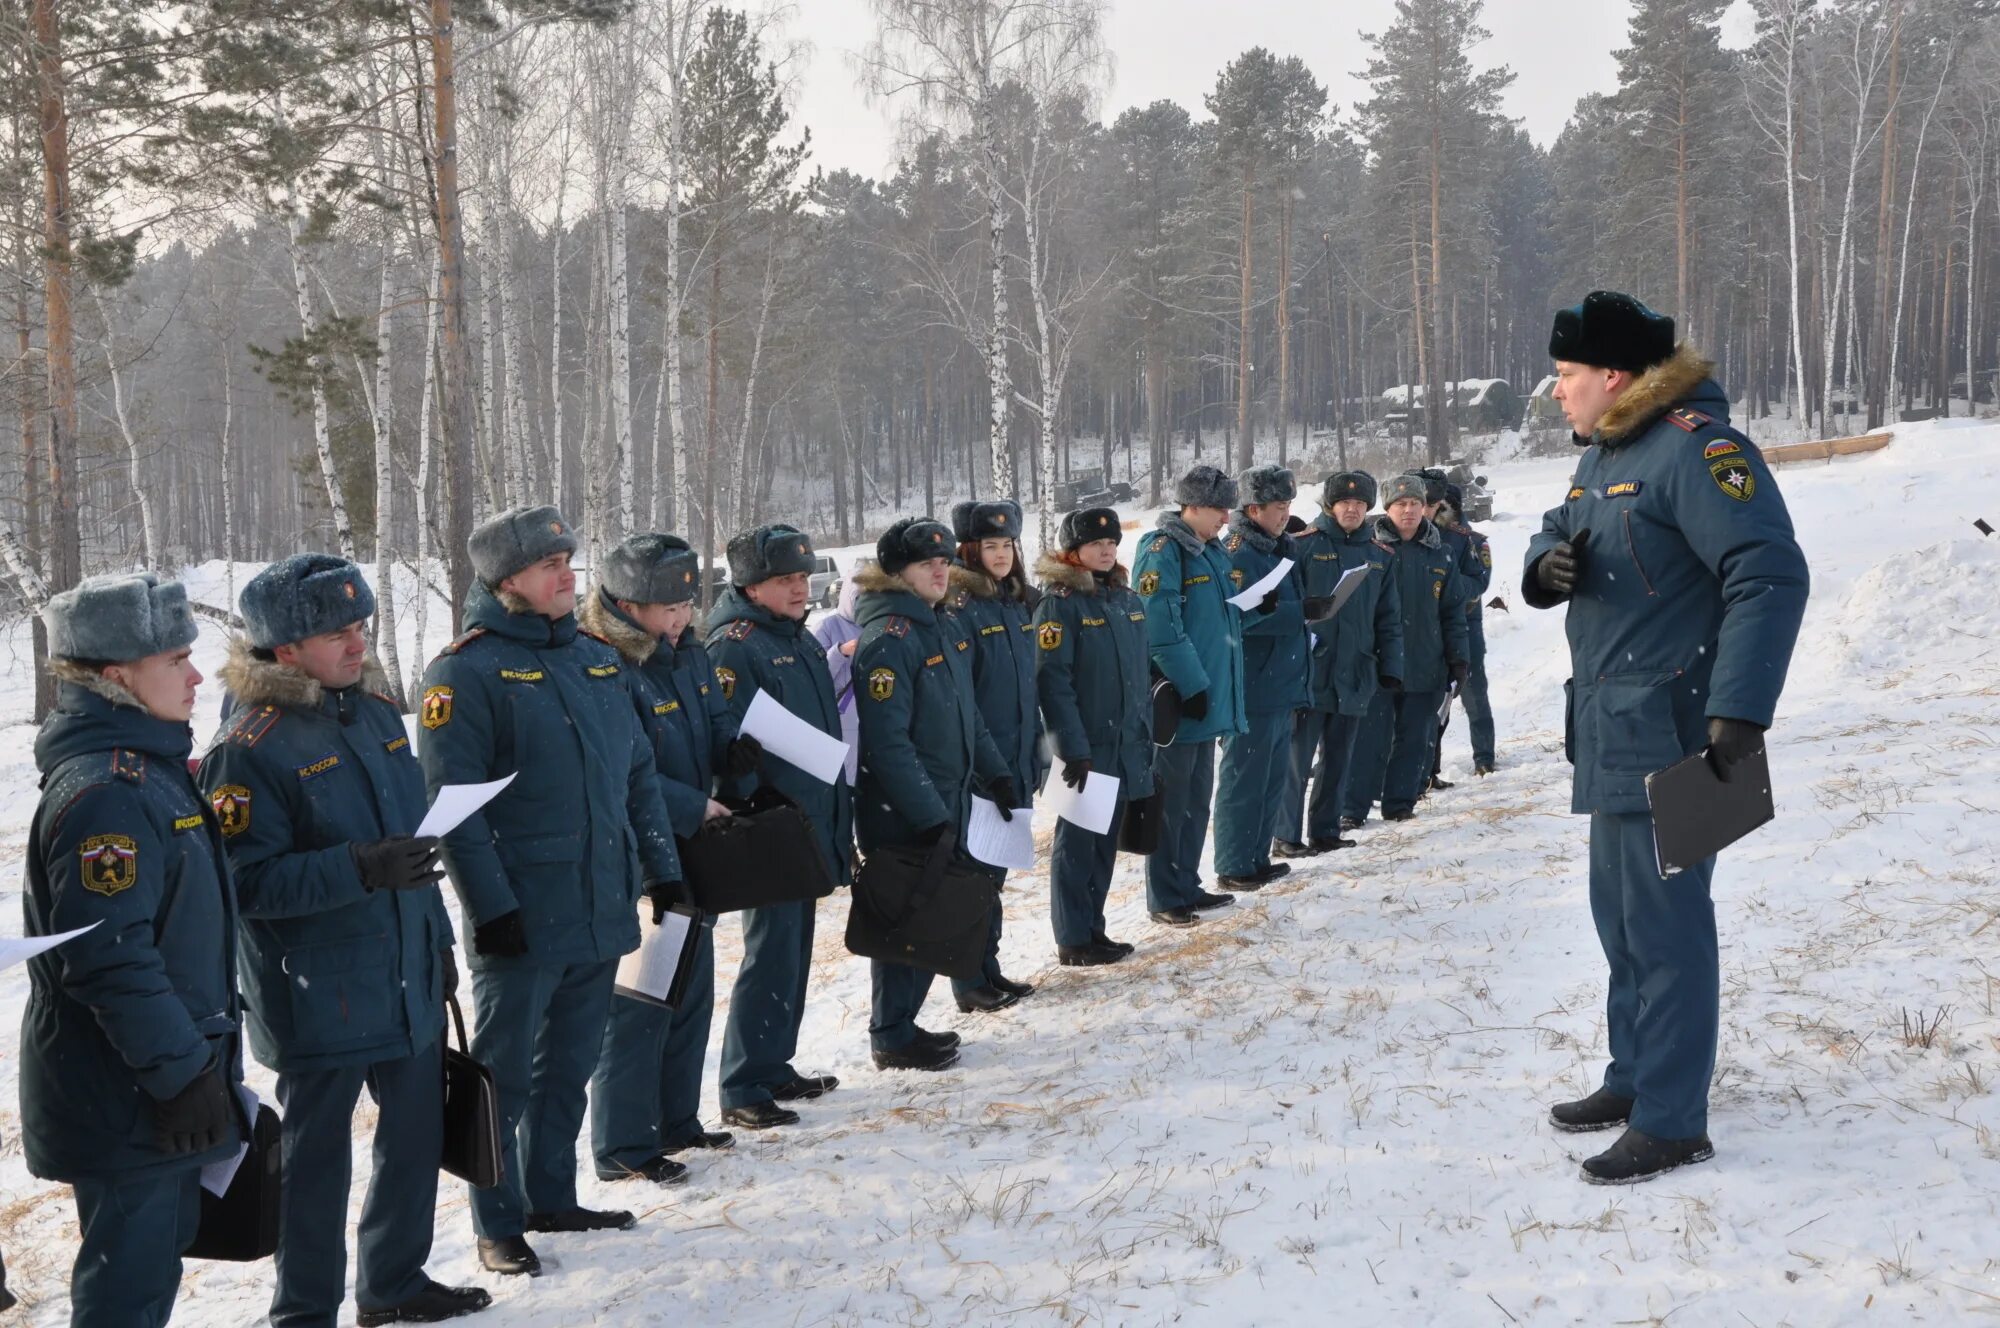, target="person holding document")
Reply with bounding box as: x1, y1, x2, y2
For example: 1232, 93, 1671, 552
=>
706, 524, 853, 1126
1211, 466, 1308, 892
586, 534, 761, 1182
1422, 471, 1492, 793
1525, 291, 1809, 1183
1275, 471, 1403, 856
944, 500, 1044, 1014
1340, 475, 1470, 829
1033, 508, 1152, 965
1133, 465, 1247, 927
198, 555, 486, 1327
21, 573, 243, 1327
419, 506, 684, 1275
853, 518, 1016, 1070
